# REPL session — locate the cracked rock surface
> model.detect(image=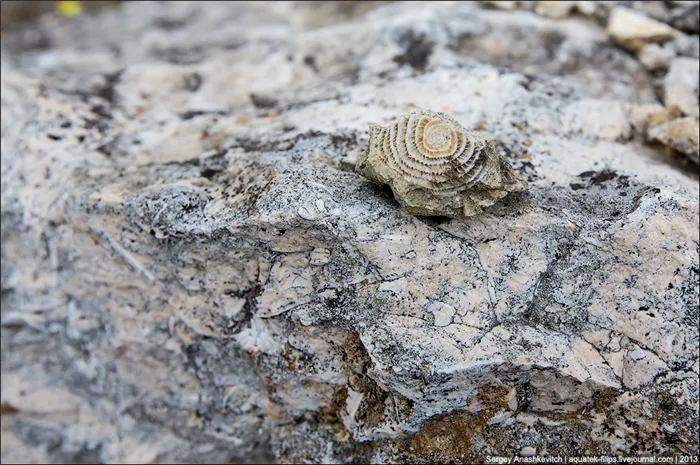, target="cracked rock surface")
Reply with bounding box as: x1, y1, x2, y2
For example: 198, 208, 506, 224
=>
1, 1, 698, 463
